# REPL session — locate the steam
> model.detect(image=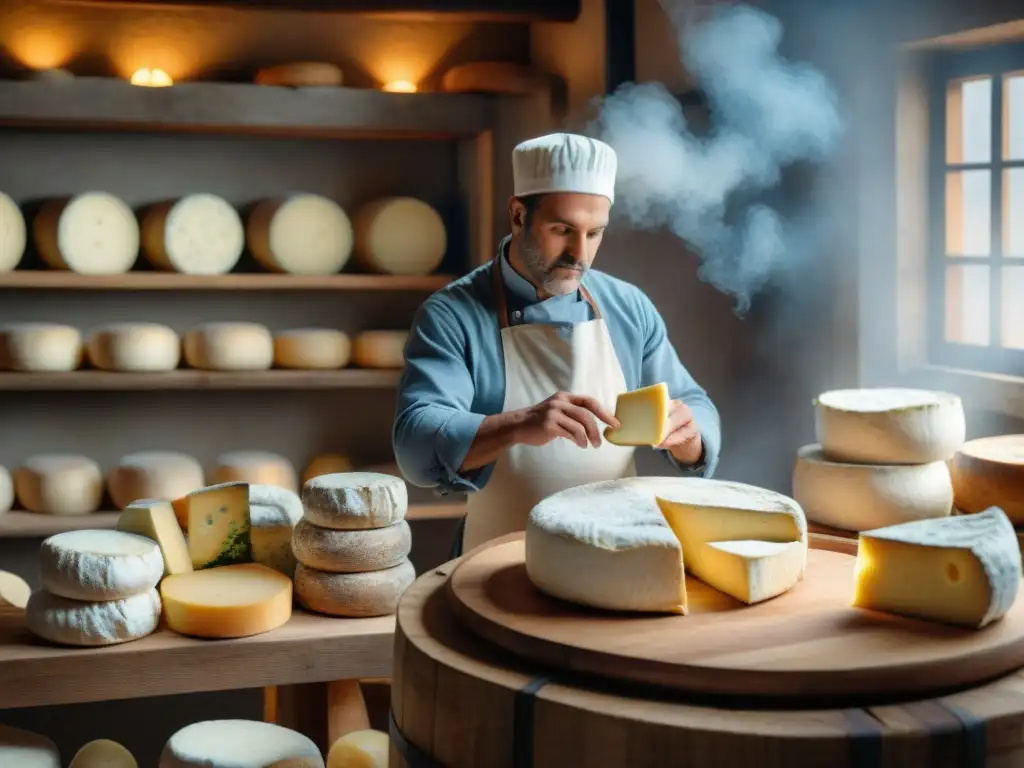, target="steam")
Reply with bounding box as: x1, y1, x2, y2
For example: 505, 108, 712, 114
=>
589, 2, 843, 314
